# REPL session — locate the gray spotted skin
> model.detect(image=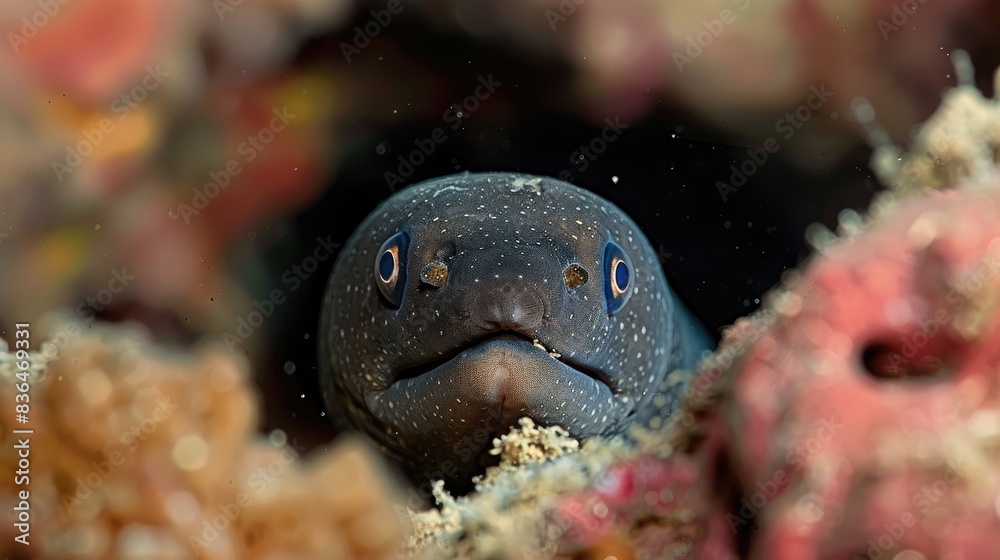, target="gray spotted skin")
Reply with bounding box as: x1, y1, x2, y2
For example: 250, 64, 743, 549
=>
319, 172, 711, 487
